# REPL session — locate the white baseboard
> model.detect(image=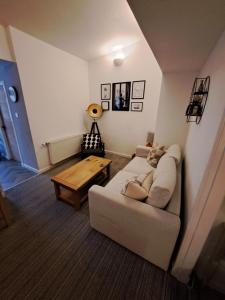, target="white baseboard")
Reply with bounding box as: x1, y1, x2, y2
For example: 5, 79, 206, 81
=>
105, 149, 132, 159
37, 165, 52, 174
23, 151, 131, 175
22, 163, 52, 174
21, 163, 39, 173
